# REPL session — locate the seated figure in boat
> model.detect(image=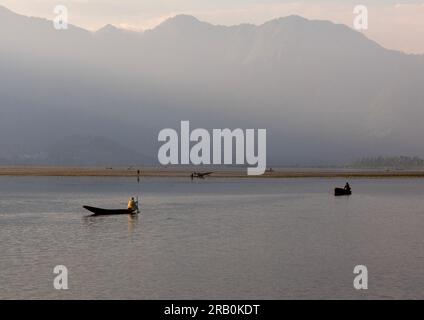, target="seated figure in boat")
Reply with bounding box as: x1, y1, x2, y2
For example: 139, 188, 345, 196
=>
127, 197, 138, 211
344, 182, 351, 192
